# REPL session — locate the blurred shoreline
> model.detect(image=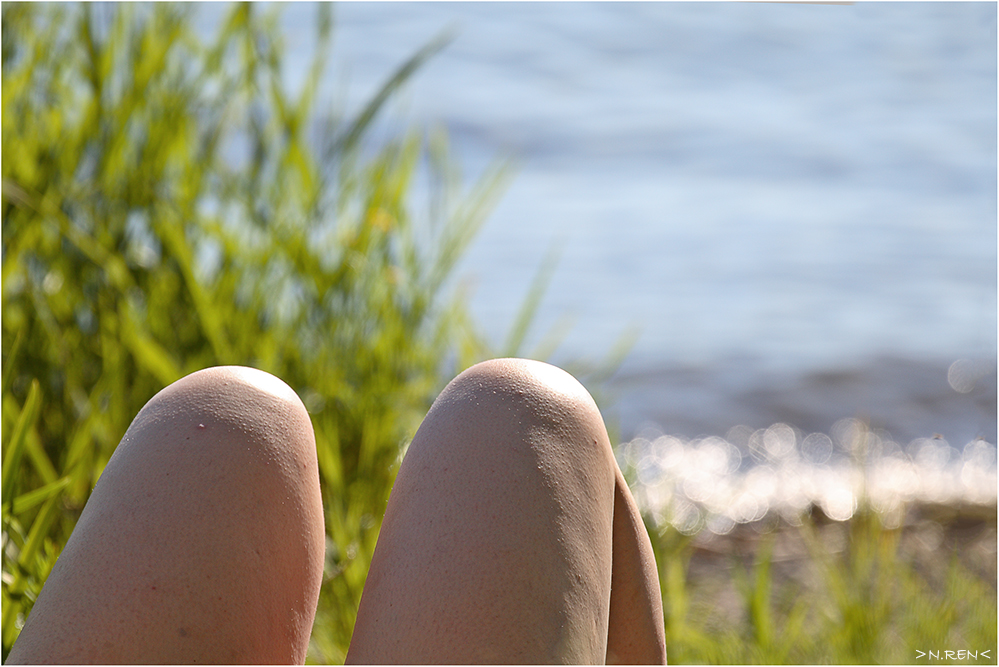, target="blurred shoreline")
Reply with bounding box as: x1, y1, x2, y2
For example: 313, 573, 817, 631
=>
603, 354, 996, 523
687, 499, 997, 569
606, 354, 996, 446
680, 500, 996, 636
